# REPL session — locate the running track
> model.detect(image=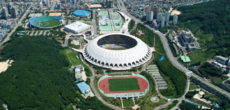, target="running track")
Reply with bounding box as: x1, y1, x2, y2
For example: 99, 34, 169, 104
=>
98, 76, 148, 94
